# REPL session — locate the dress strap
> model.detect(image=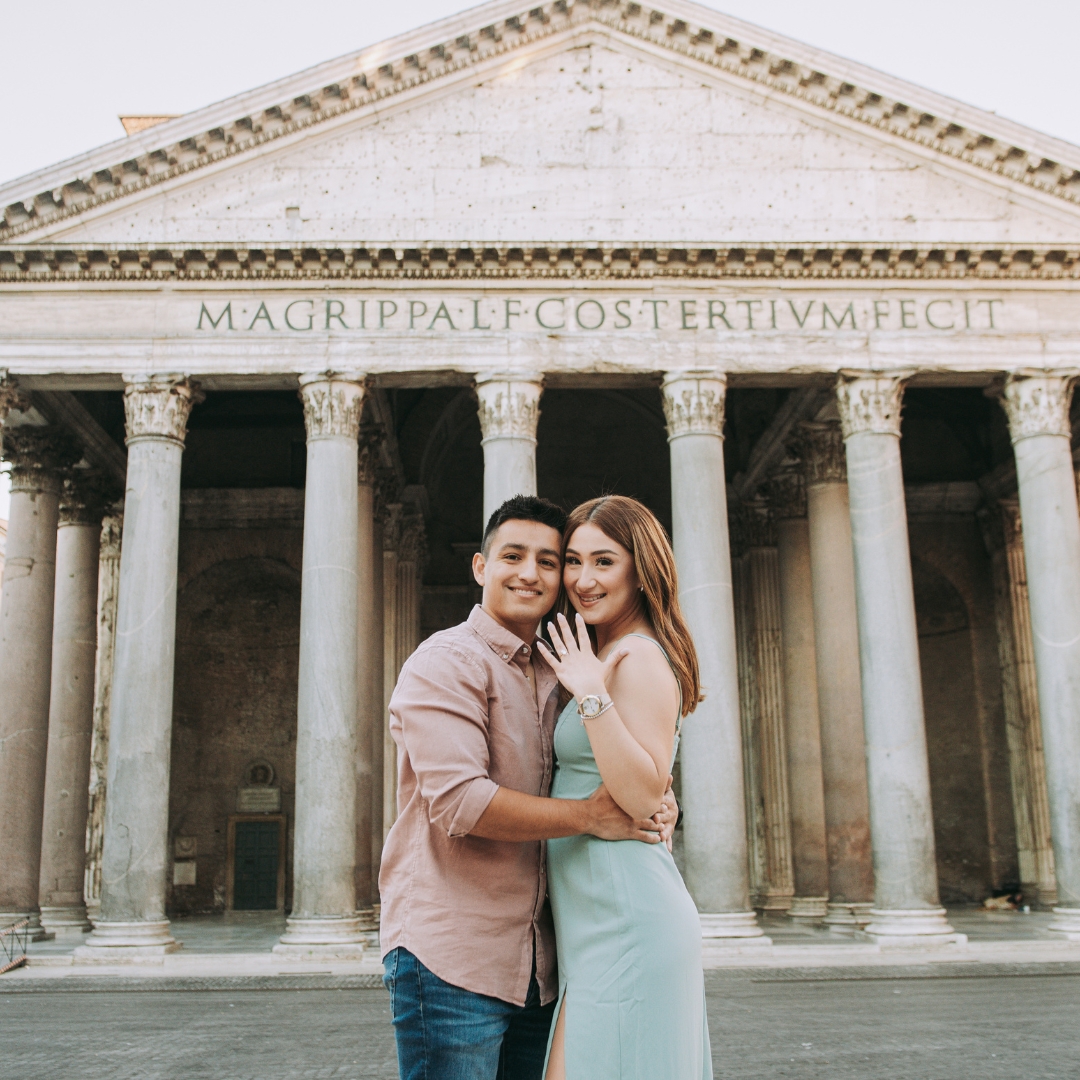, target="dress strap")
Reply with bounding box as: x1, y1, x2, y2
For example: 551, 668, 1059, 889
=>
617, 633, 683, 735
